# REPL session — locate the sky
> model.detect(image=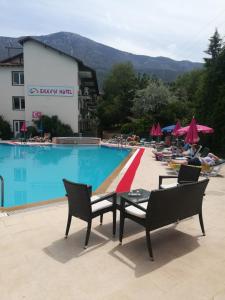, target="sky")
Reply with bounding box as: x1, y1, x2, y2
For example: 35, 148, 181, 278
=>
1, 0, 225, 62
